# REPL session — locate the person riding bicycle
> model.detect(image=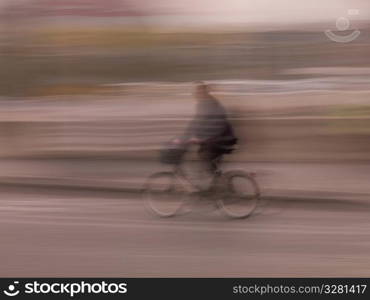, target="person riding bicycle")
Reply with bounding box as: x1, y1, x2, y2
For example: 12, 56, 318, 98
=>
174, 82, 238, 174
151, 83, 259, 218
